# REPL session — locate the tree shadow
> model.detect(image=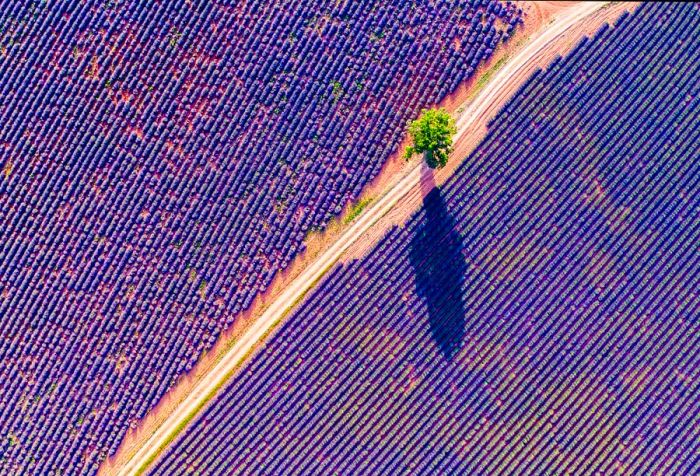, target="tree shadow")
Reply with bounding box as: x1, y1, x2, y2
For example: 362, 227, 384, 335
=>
410, 165, 468, 360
